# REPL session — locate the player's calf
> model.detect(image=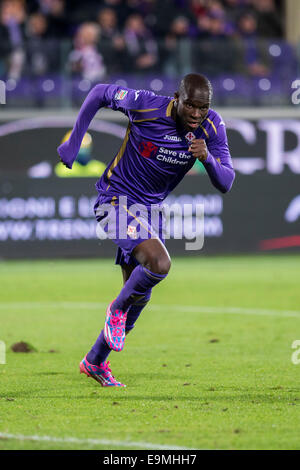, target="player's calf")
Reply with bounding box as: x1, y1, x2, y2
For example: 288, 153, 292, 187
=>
125, 290, 152, 333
